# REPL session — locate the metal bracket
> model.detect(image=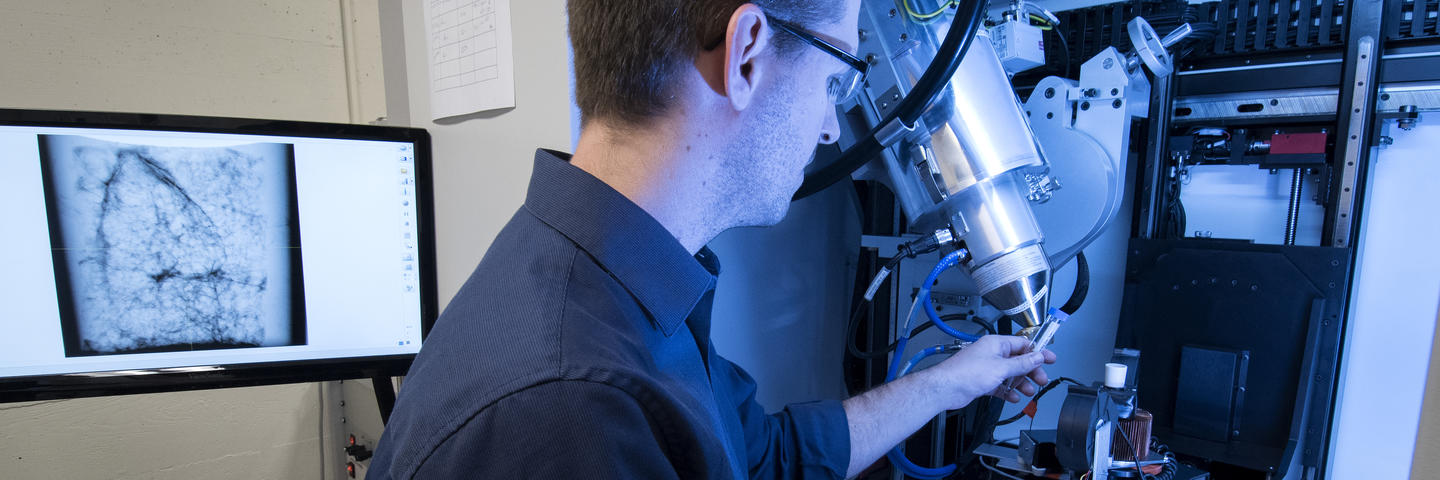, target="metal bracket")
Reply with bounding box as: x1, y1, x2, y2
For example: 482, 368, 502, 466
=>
1331, 36, 1375, 248
873, 116, 915, 147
